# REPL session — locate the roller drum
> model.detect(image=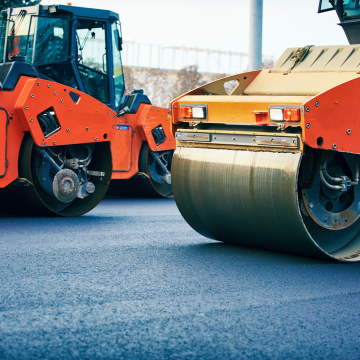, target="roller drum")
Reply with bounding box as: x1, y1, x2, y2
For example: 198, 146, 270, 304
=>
172, 147, 360, 261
